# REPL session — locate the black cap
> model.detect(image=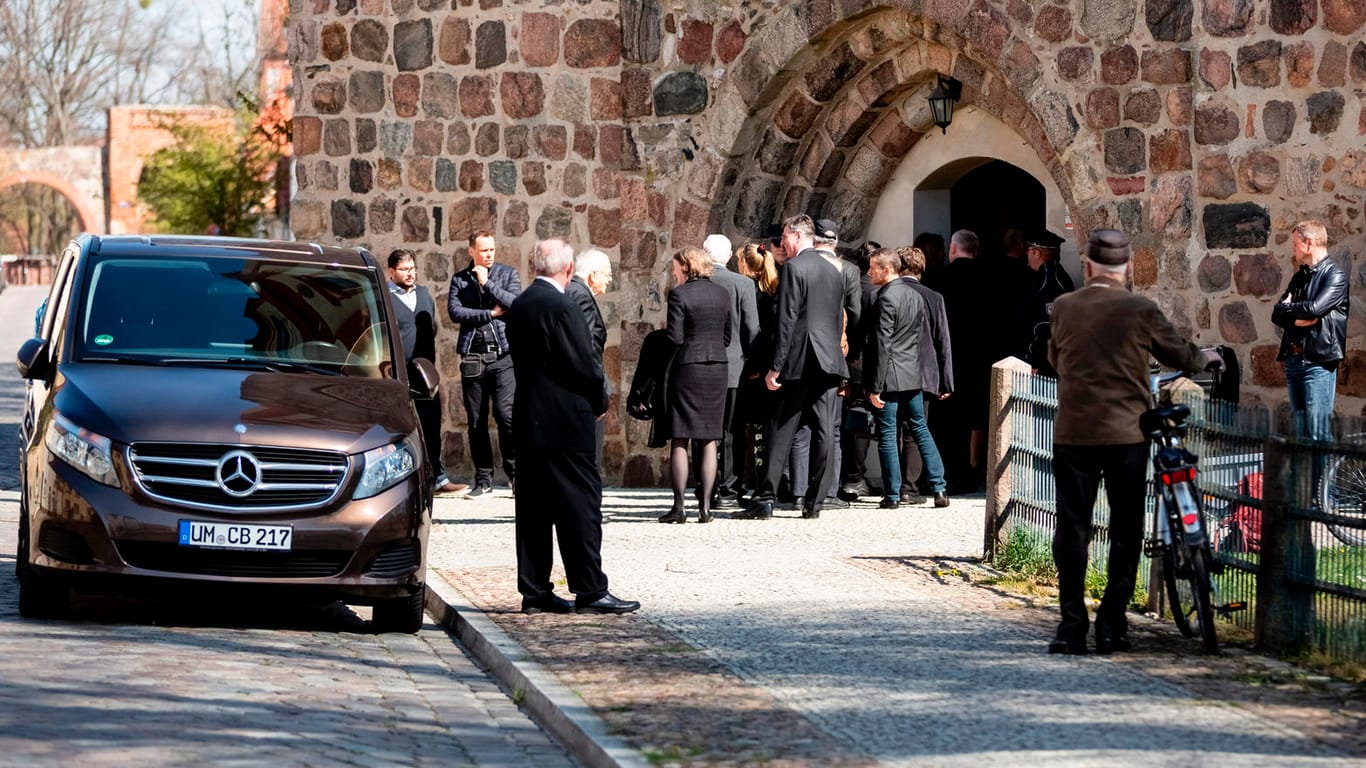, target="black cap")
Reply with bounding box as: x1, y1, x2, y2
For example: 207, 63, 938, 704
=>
815, 218, 839, 241
1027, 229, 1066, 250
1086, 229, 1130, 265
